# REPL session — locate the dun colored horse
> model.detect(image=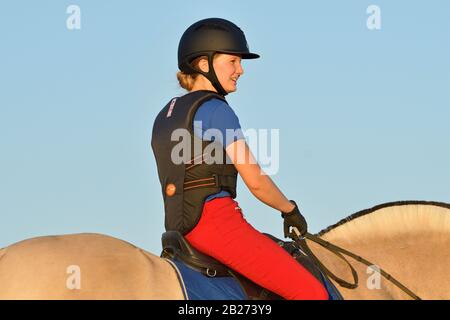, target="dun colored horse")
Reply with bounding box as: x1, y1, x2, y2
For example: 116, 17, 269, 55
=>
1, 201, 449, 299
